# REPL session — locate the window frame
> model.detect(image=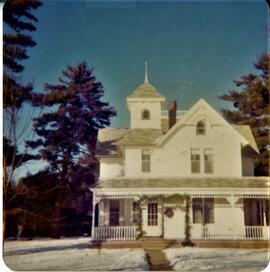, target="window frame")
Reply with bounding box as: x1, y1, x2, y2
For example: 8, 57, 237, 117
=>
196, 120, 206, 135
192, 198, 215, 224
147, 202, 158, 226
141, 109, 150, 120
191, 149, 200, 173
204, 149, 214, 174
142, 149, 151, 173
